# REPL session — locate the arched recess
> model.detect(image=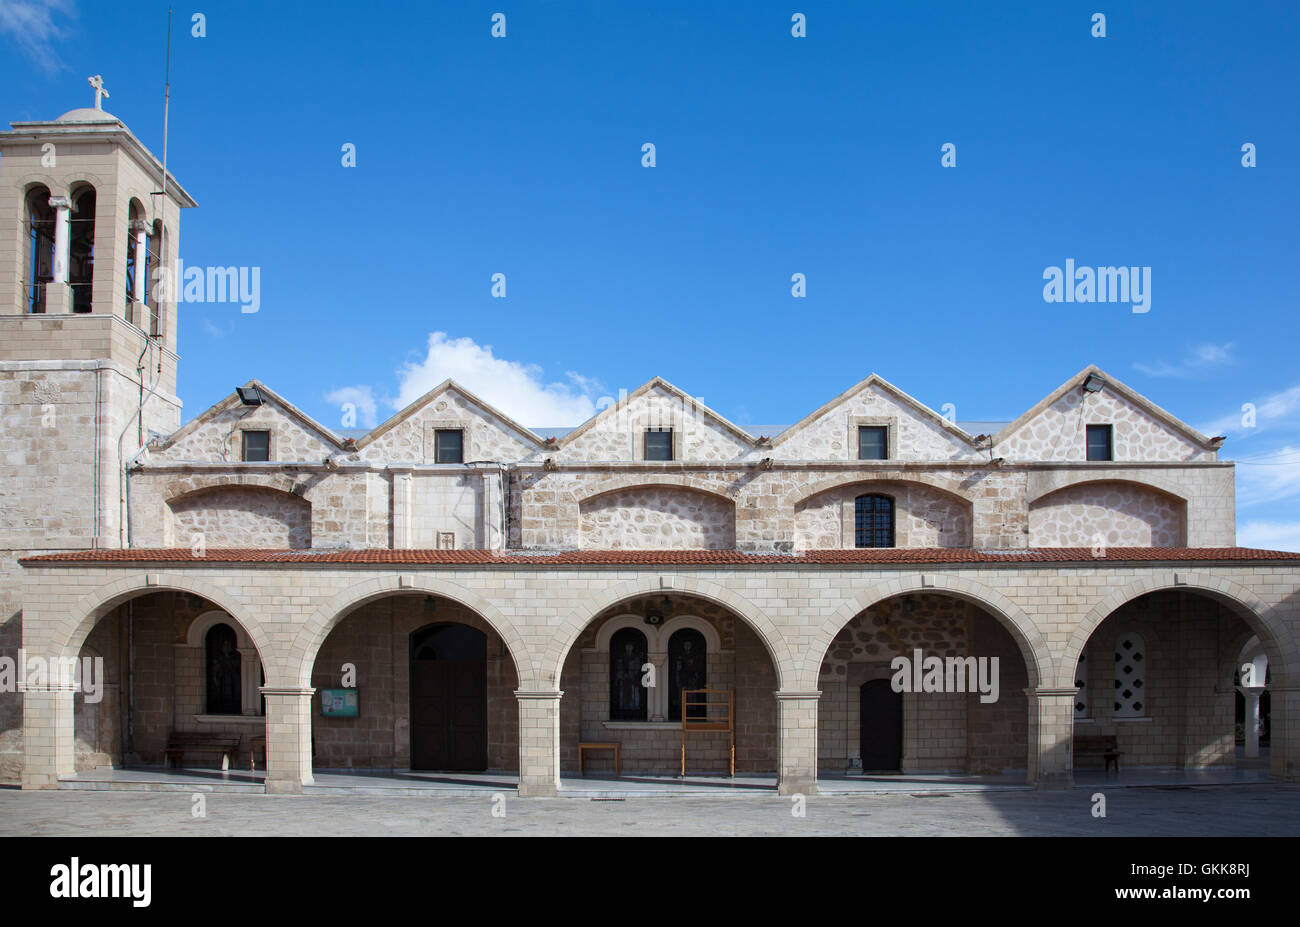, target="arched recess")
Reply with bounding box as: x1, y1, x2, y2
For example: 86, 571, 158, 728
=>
1028, 479, 1187, 547
549, 576, 792, 690
577, 483, 737, 550
593, 613, 724, 654
166, 484, 312, 549
792, 474, 976, 510
1062, 575, 1295, 690
291, 575, 530, 689
793, 477, 975, 550
807, 574, 1049, 690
